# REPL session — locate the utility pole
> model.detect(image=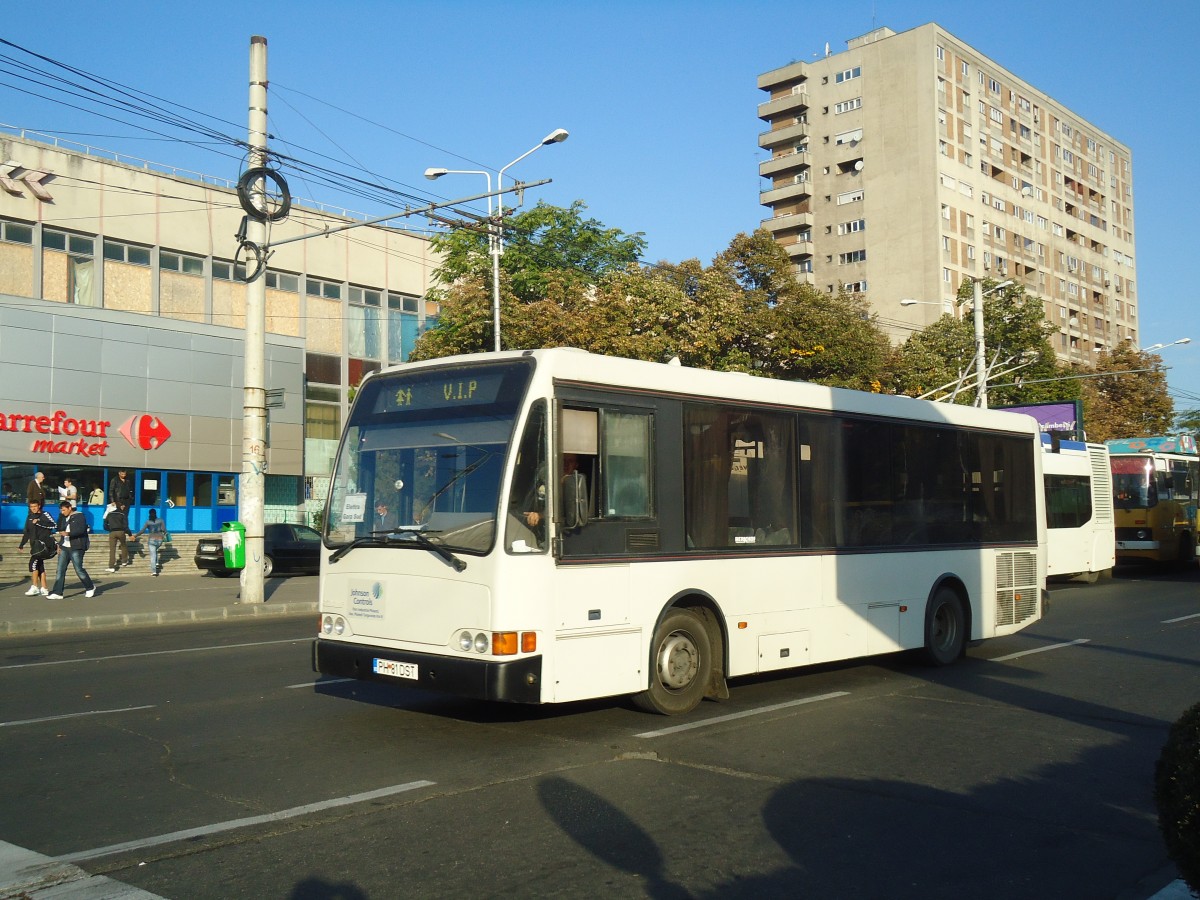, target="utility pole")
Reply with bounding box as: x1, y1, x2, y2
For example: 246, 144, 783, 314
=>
240, 35, 268, 604
973, 278, 988, 410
